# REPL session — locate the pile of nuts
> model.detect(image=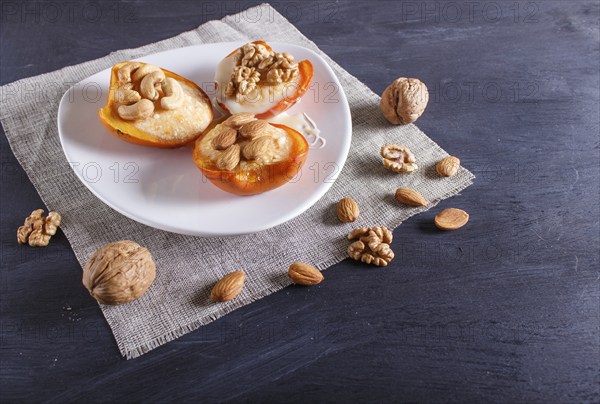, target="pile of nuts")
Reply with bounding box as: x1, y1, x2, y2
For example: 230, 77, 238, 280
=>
225, 42, 299, 97
16, 72, 472, 307
114, 62, 184, 121
329, 75, 471, 267
213, 113, 280, 171
336, 145, 468, 266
